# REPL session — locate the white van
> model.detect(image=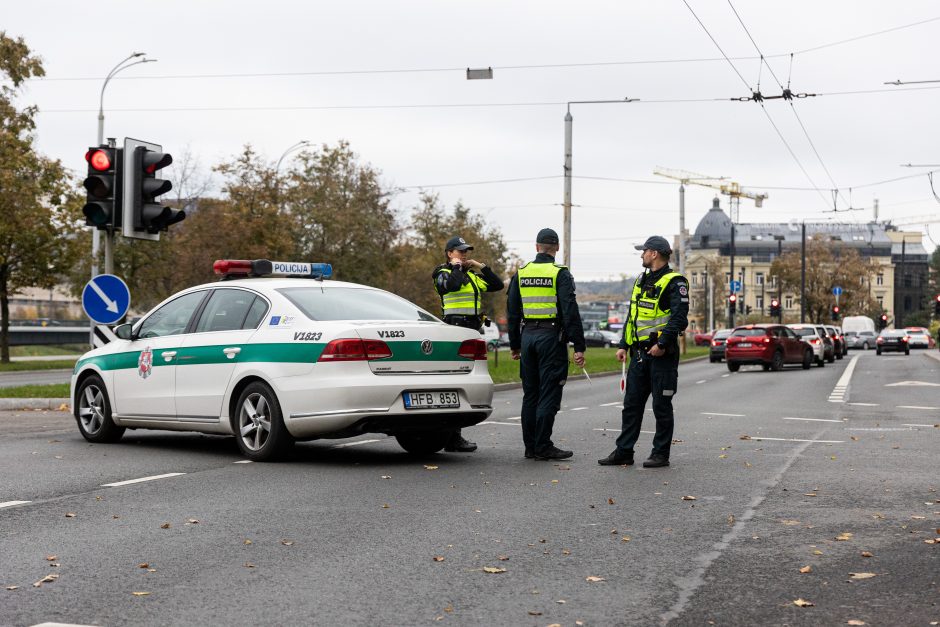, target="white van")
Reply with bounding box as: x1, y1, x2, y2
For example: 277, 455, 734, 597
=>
841, 316, 875, 335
